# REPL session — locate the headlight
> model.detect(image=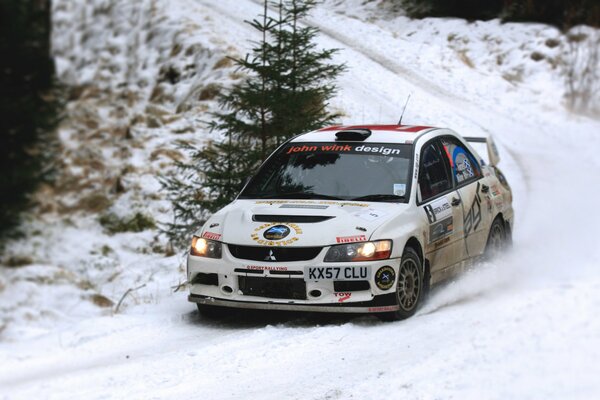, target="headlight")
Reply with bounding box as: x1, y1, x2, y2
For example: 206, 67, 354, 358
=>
190, 236, 222, 258
324, 240, 392, 262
